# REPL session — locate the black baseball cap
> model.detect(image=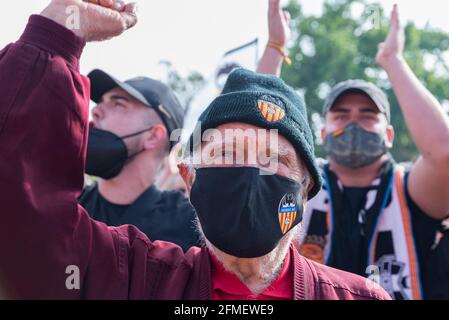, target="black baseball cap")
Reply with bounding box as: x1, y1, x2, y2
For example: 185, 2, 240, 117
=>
322, 79, 391, 123
88, 69, 185, 149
